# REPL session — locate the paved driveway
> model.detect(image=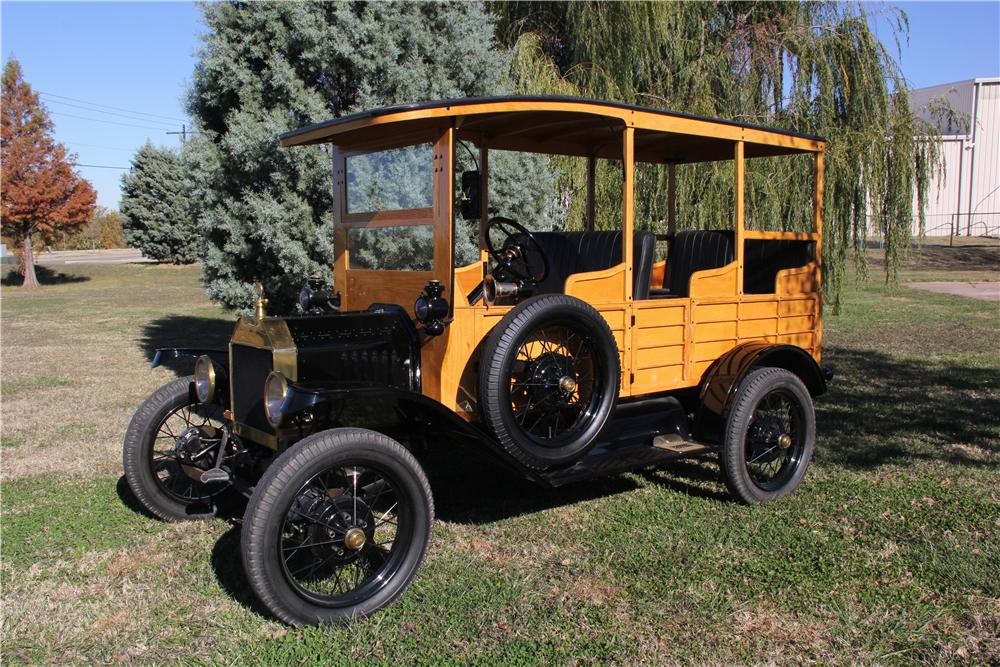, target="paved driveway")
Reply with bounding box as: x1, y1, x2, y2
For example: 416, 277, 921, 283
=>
905, 281, 1000, 302
35, 249, 152, 265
